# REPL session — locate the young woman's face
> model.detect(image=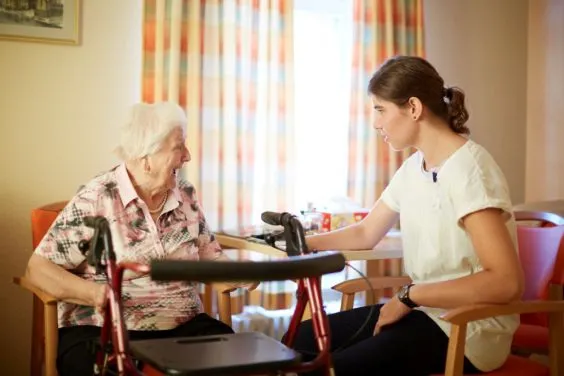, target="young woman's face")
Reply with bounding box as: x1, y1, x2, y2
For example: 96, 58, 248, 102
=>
371, 96, 417, 151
